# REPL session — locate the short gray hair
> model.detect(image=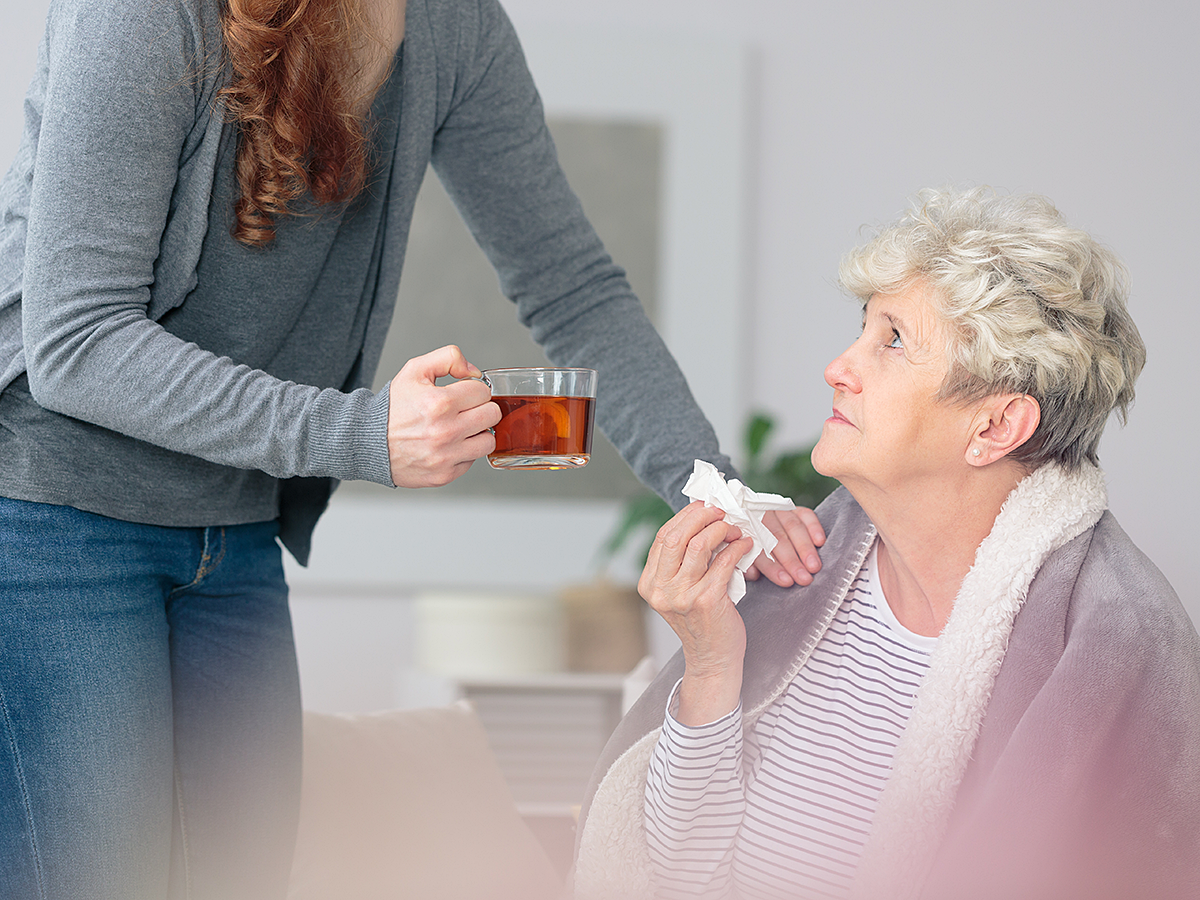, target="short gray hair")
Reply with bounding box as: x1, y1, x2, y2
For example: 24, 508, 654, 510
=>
839, 187, 1145, 470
